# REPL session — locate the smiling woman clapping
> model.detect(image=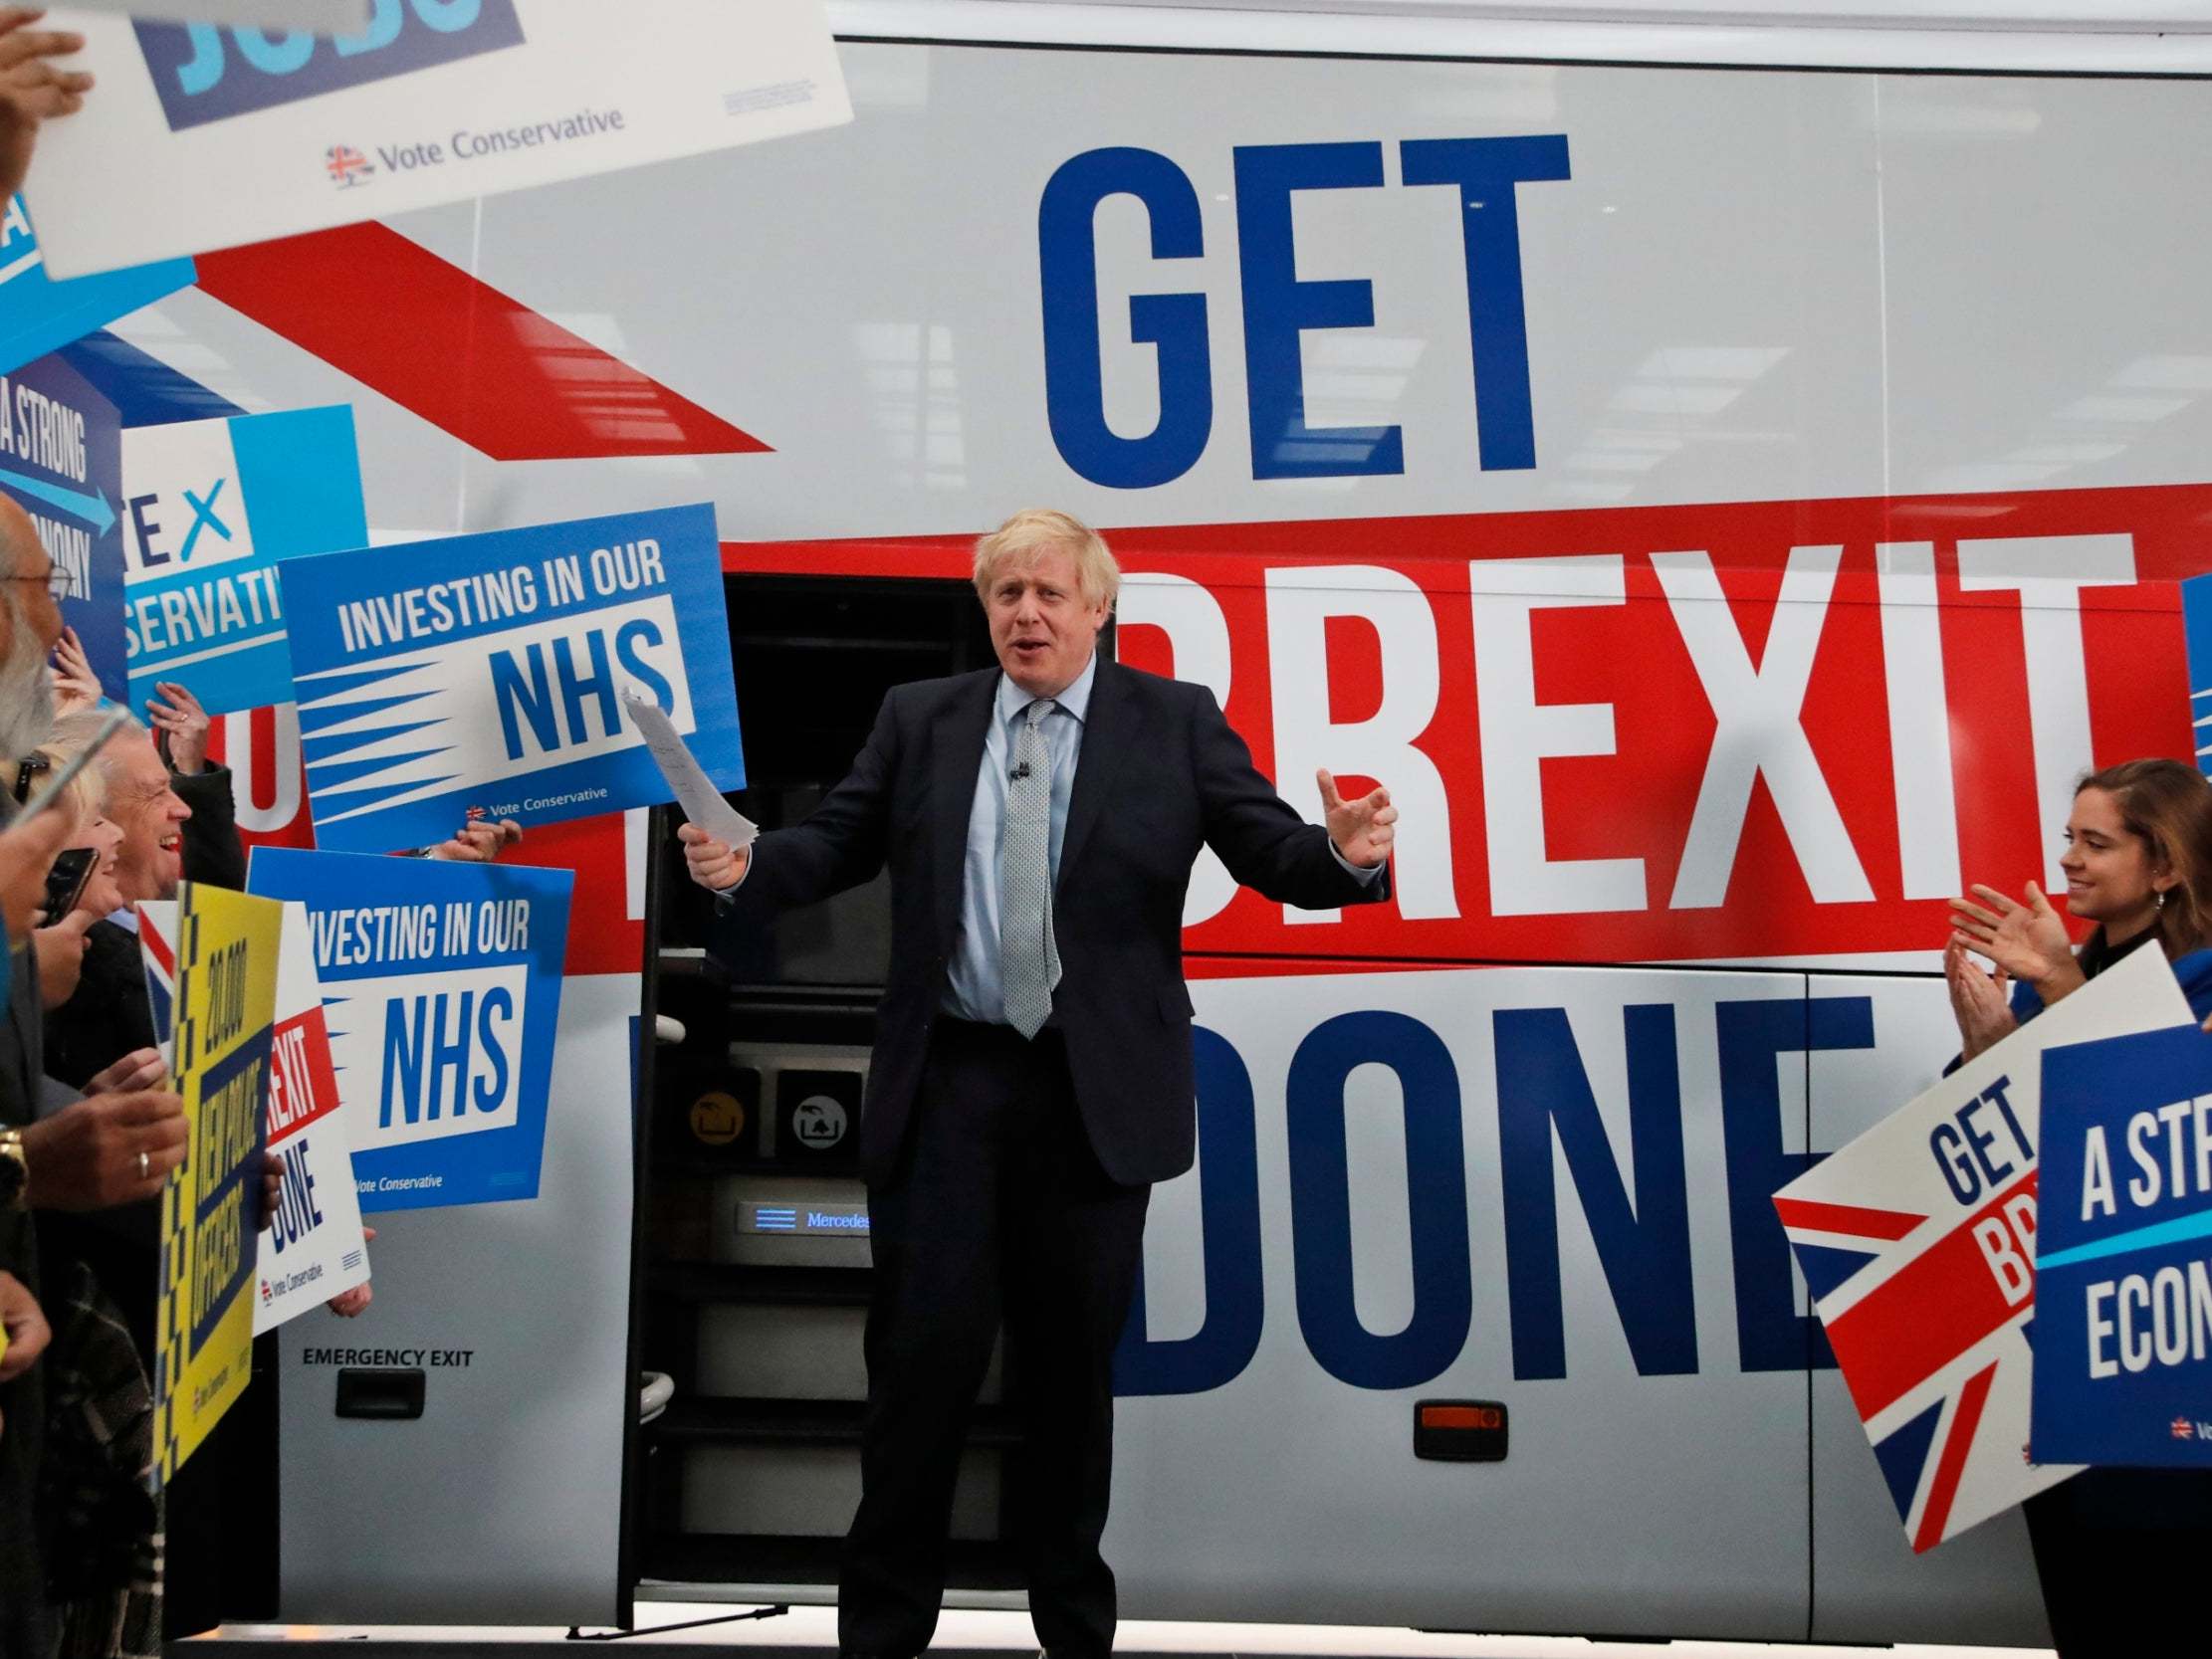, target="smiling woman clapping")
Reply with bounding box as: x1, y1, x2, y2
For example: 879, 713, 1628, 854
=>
1942, 755, 2212, 1659
1946, 757, 2212, 1060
